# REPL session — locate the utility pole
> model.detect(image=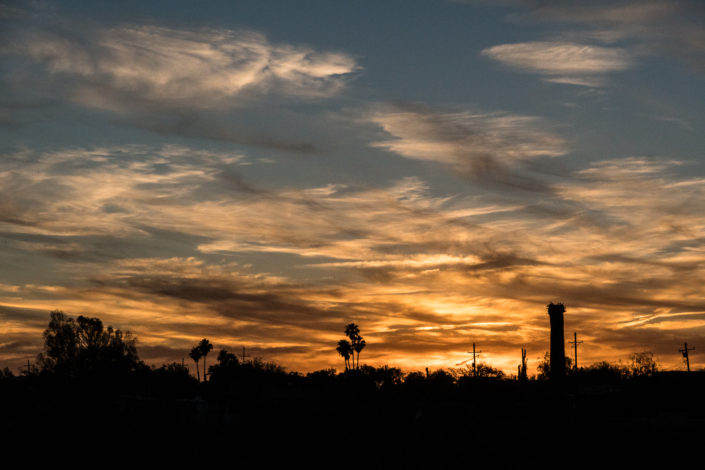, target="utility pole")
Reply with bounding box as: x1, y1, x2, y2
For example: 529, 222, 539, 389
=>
679, 342, 695, 372
467, 343, 482, 377
241, 346, 250, 364
568, 332, 583, 370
